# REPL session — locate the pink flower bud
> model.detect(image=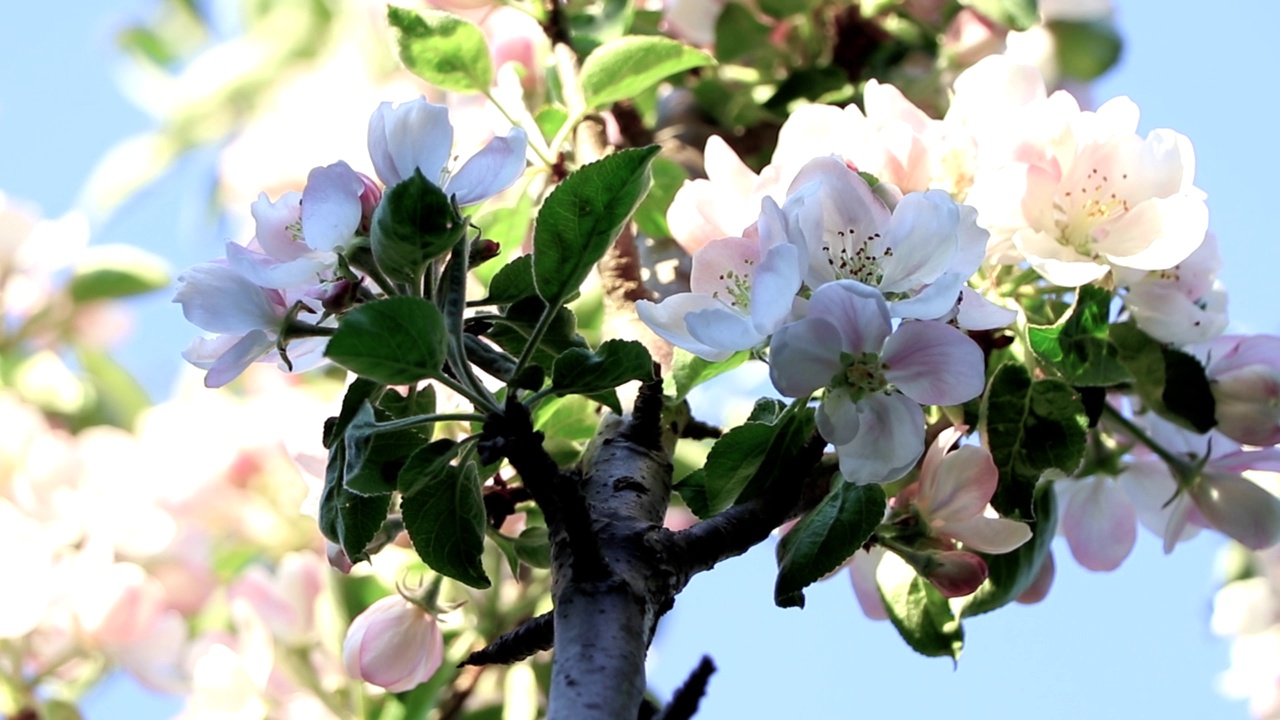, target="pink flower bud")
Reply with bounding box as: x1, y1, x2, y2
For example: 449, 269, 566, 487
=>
924, 550, 988, 598
342, 596, 444, 692
326, 542, 354, 574
1191, 472, 1280, 550
356, 172, 382, 235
